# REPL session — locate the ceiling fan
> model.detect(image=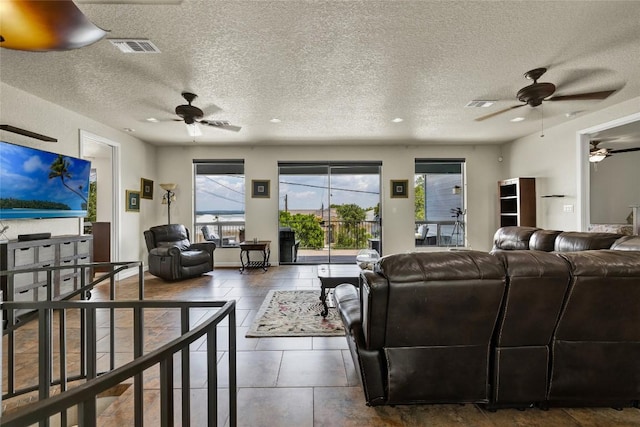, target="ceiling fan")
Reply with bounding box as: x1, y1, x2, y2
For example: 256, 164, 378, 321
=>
174, 92, 241, 136
475, 67, 617, 122
589, 140, 640, 163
